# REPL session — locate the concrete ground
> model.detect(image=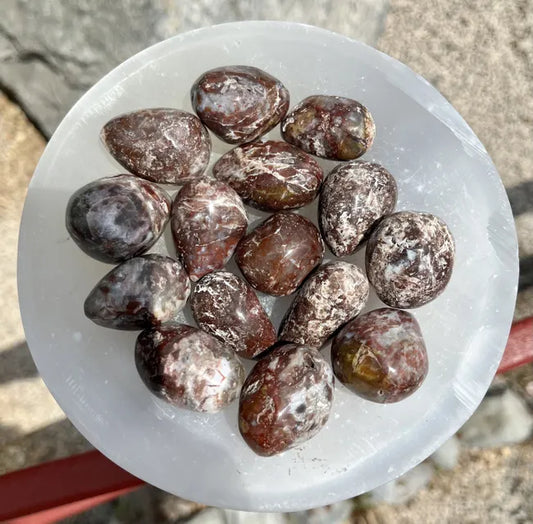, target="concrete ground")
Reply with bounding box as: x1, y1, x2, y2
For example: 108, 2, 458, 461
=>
0, 0, 532, 522
356, 442, 533, 524
0, 93, 89, 474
